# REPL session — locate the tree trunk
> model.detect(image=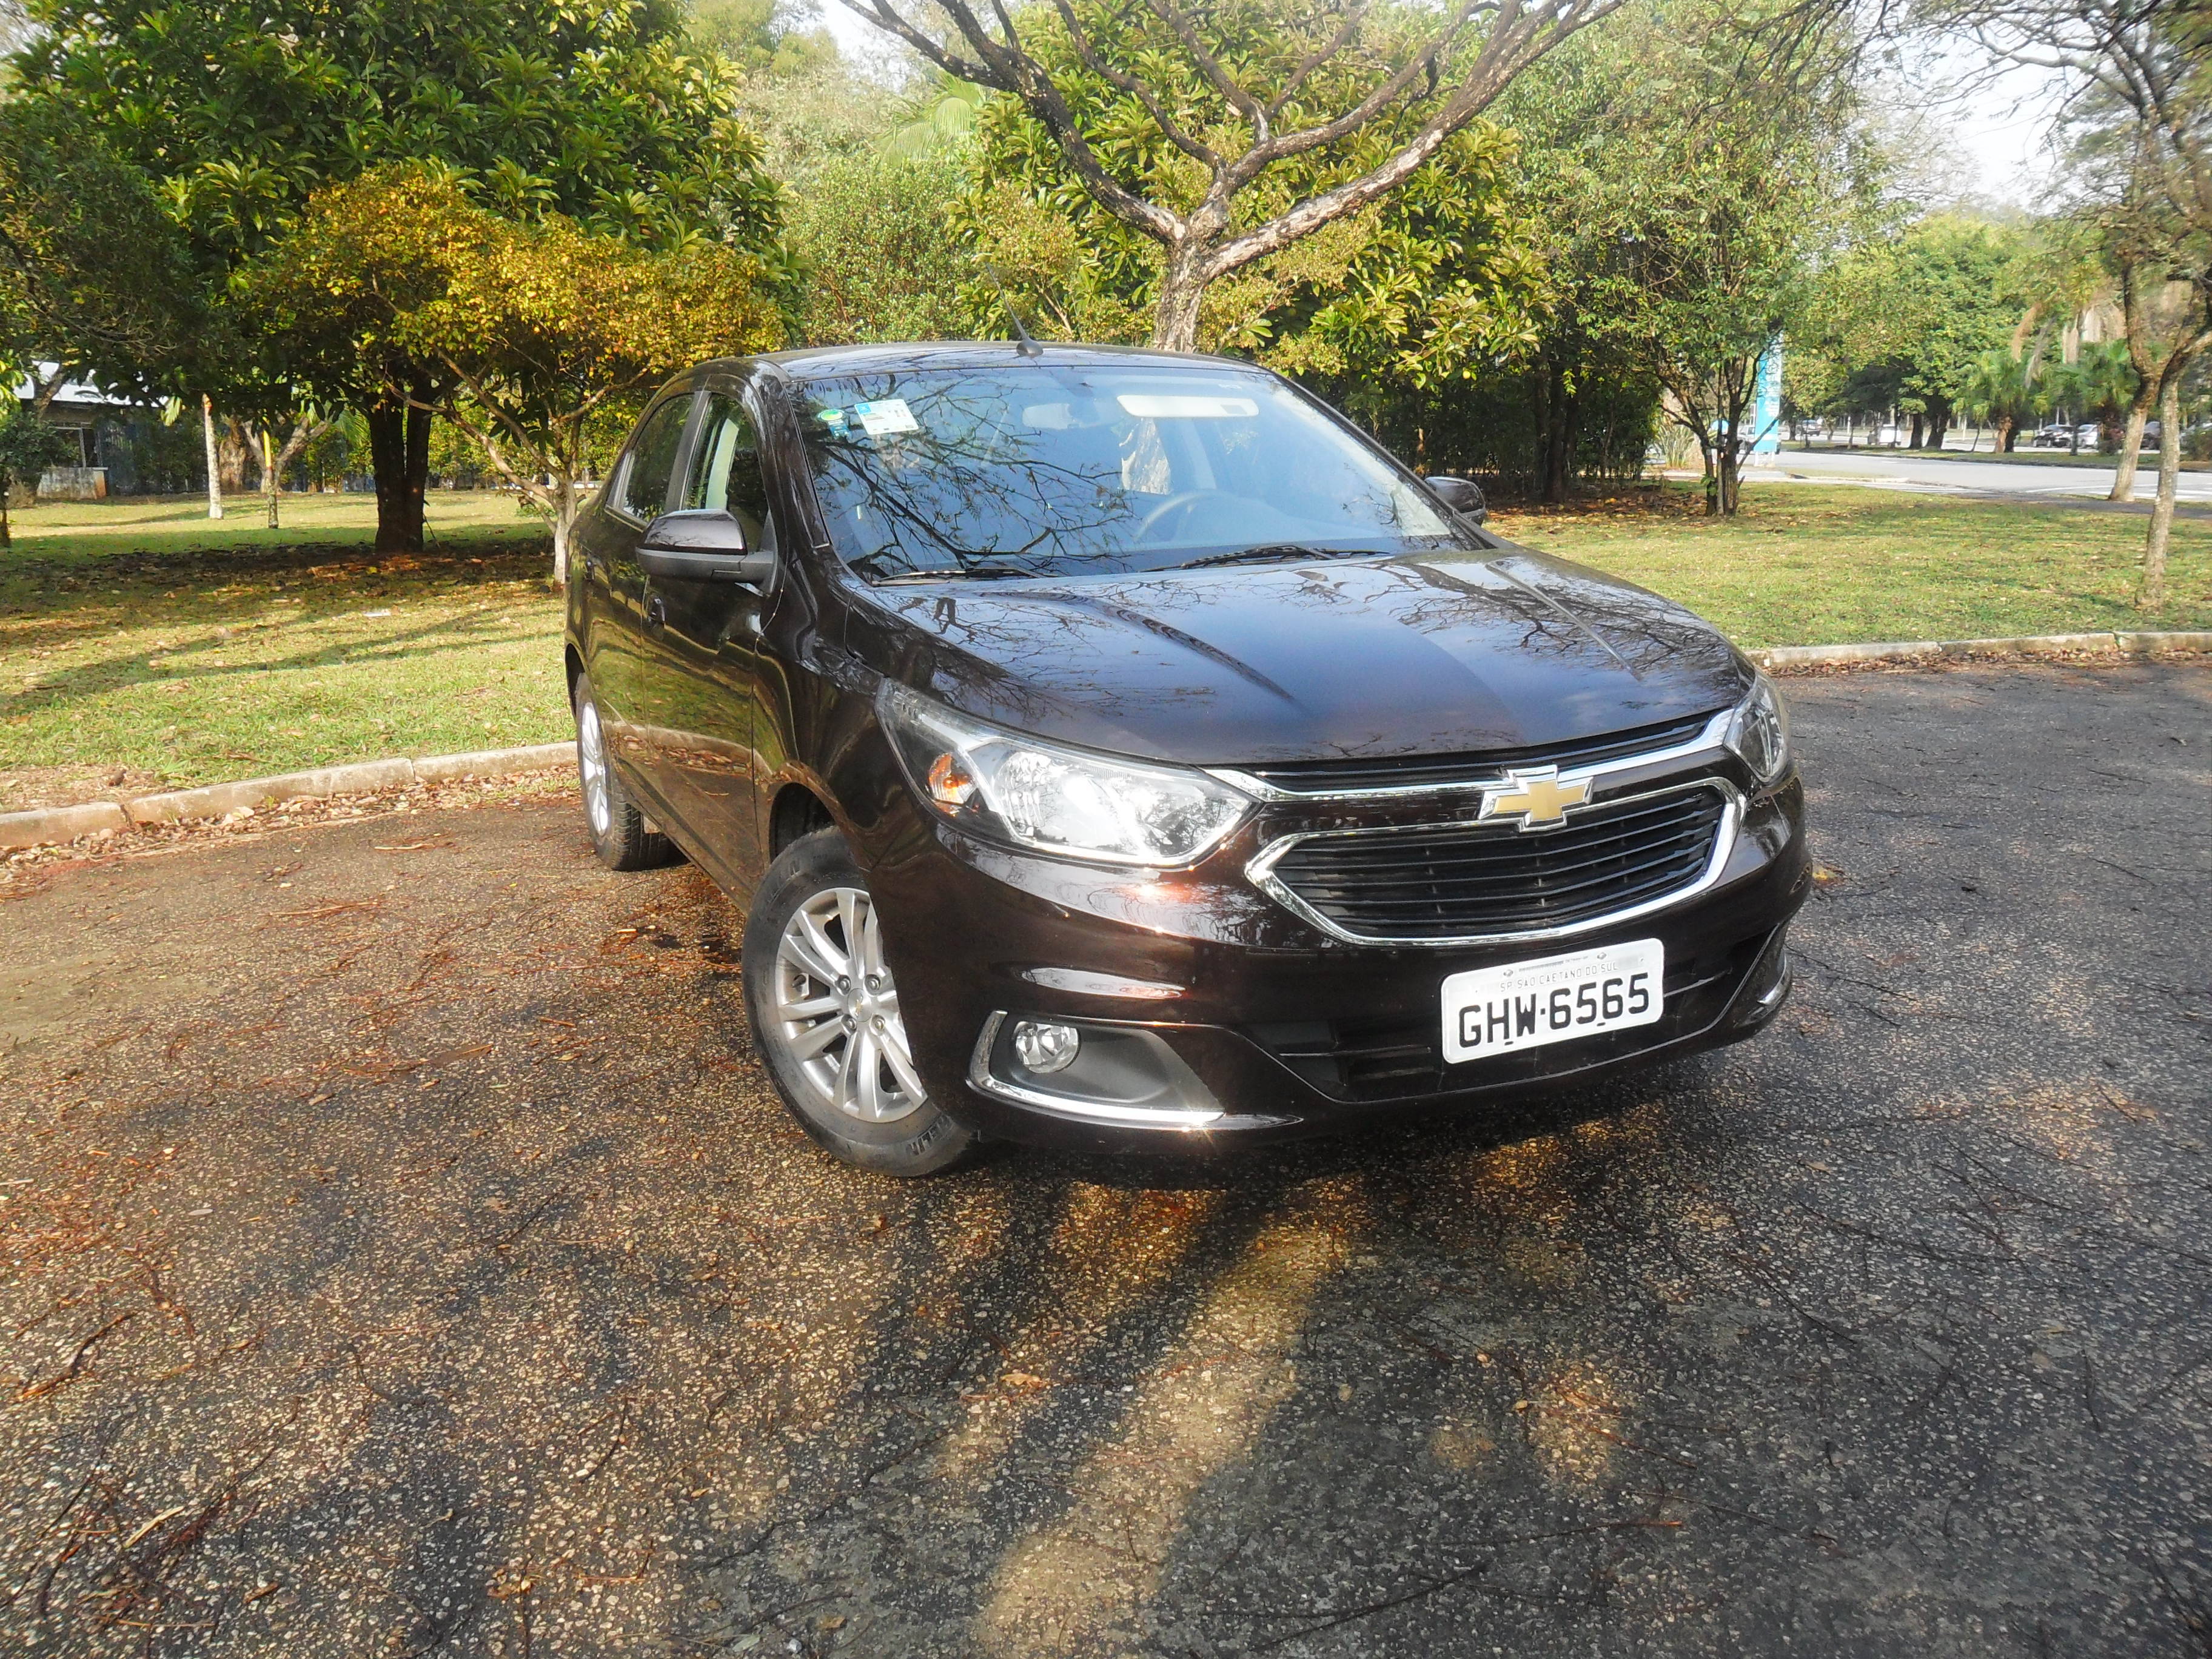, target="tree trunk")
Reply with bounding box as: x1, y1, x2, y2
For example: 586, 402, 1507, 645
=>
1151, 244, 1208, 354
201, 394, 223, 520
1997, 417, 2017, 454
2140, 372, 2182, 609
367, 397, 431, 553
1909, 411, 1925, 451
272, 415, 330, 483
217, 418, 250, 493
2110, 390, 2152, 501
1541, 364, 1575, 505
264, 427, 280, 530
551, 477, 578, 589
